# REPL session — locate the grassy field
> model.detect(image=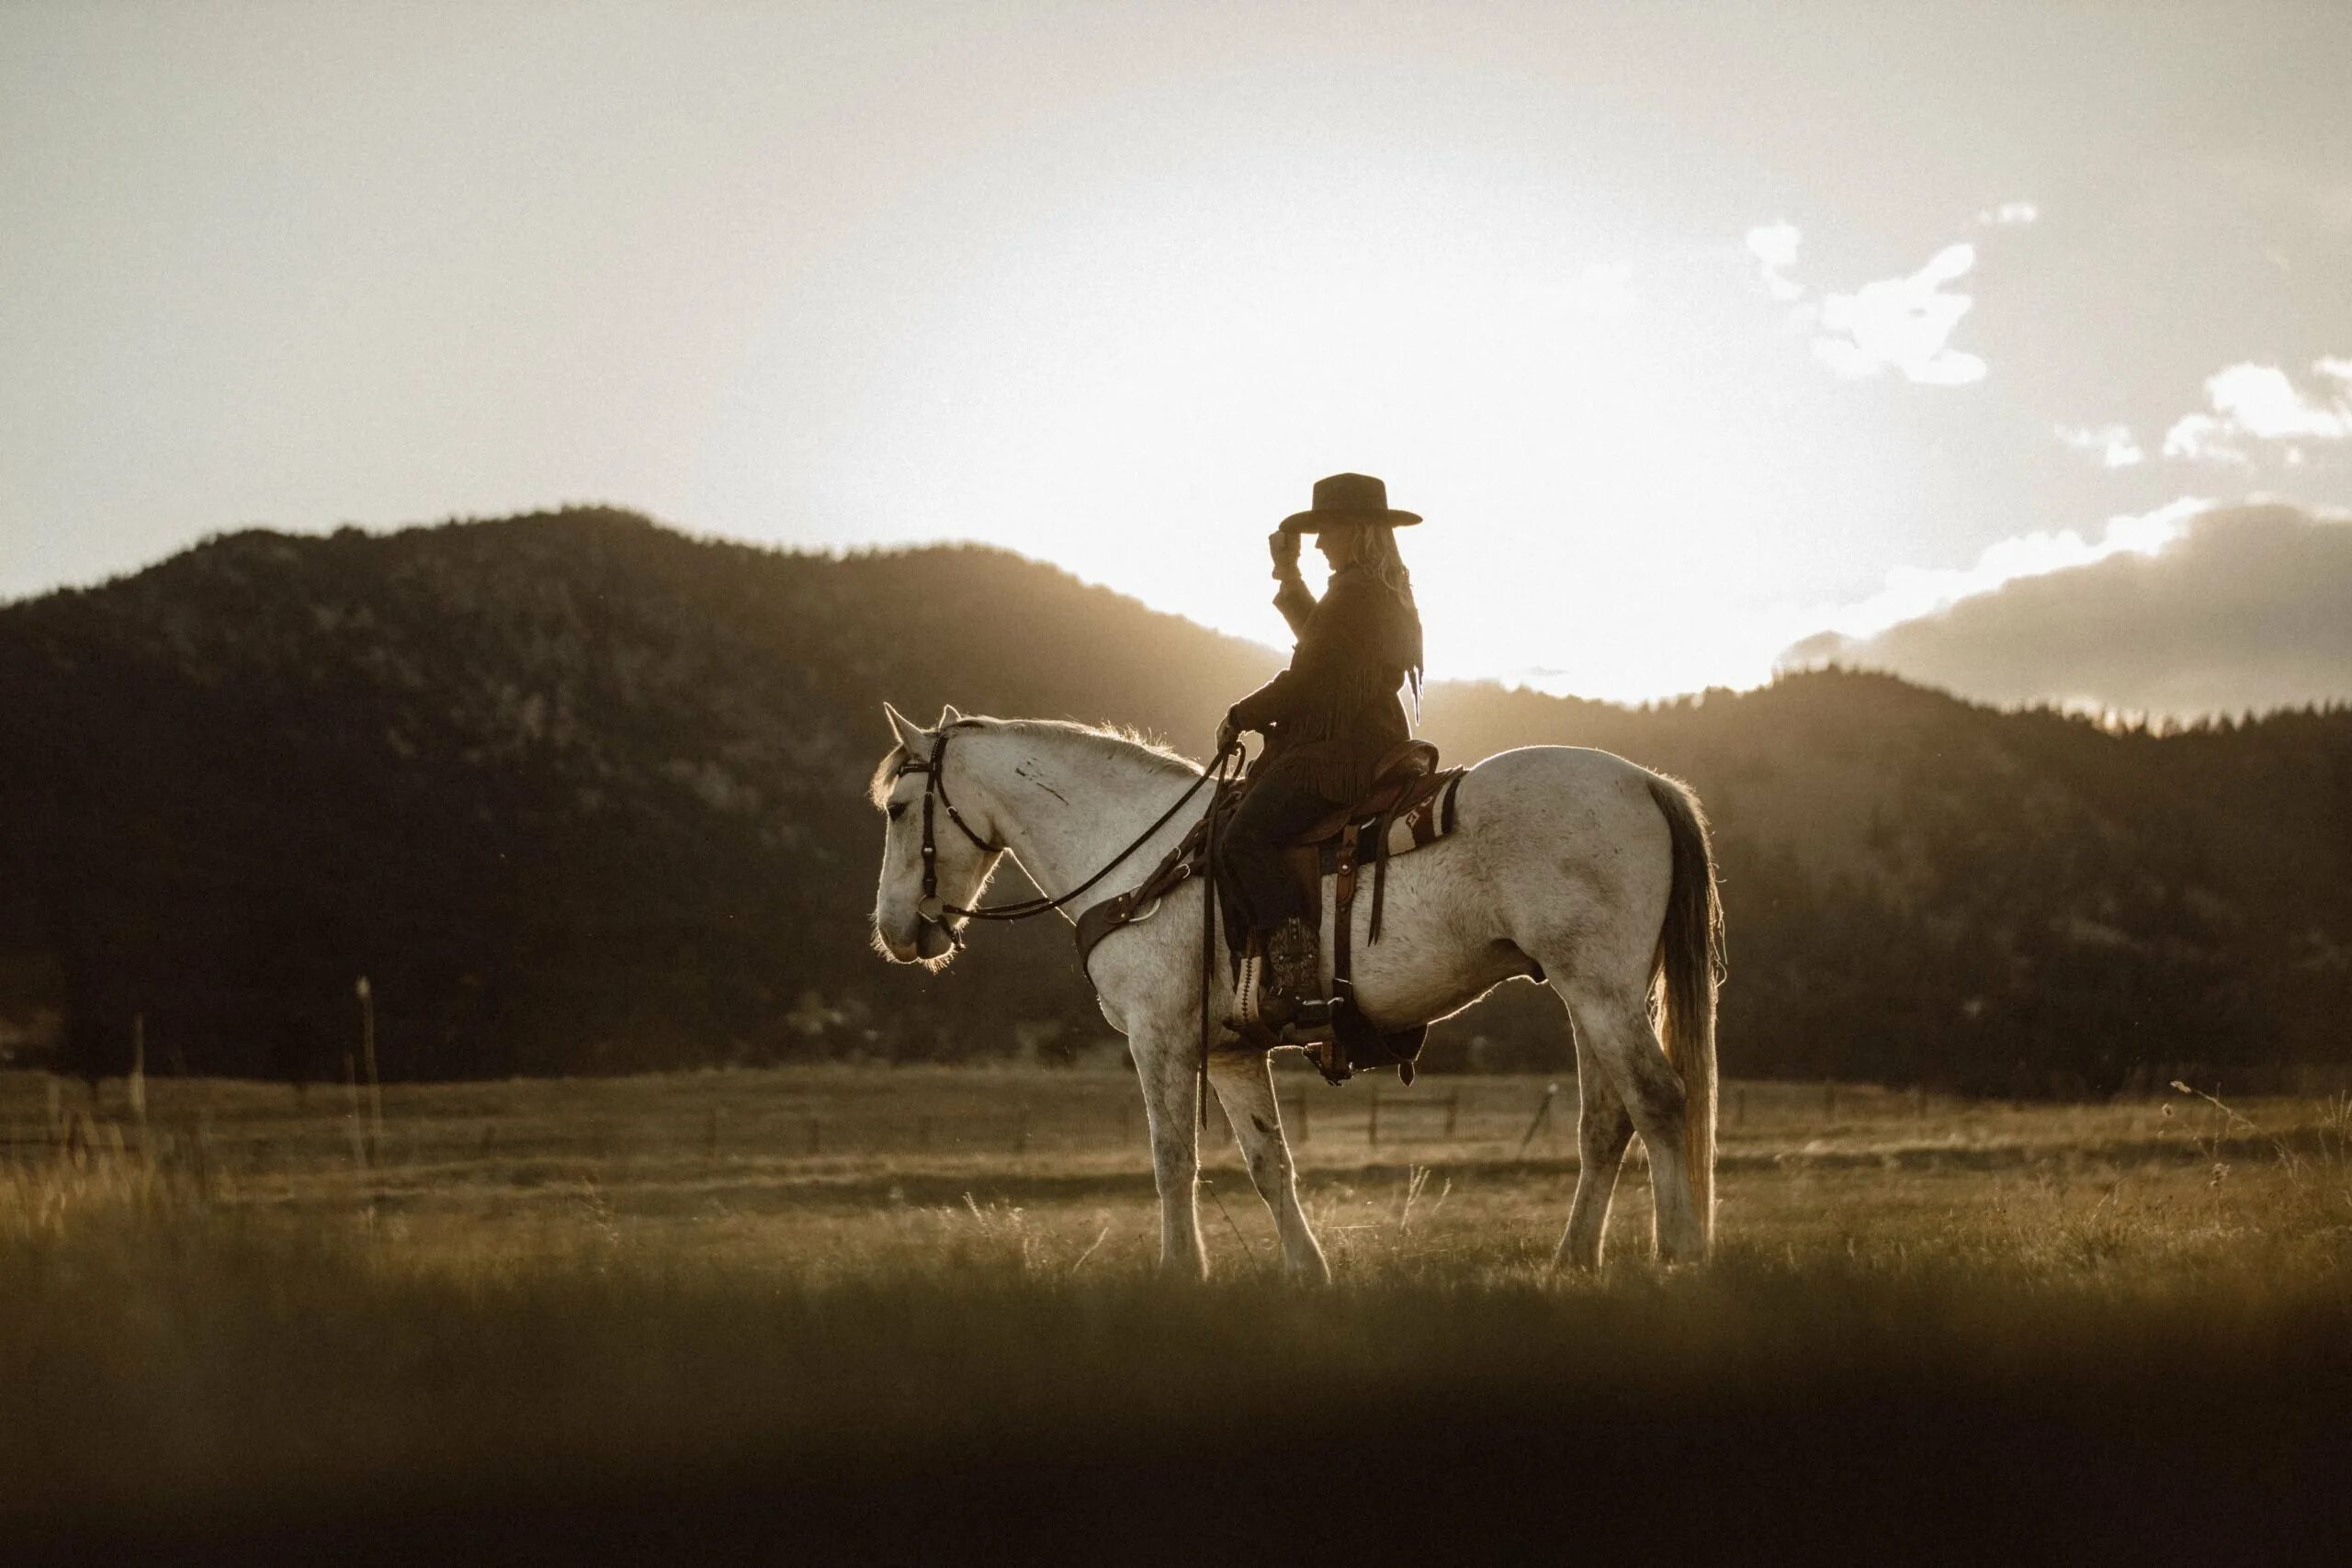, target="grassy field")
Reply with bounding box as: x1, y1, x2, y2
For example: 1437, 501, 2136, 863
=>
5, 1064, 2349, 1560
